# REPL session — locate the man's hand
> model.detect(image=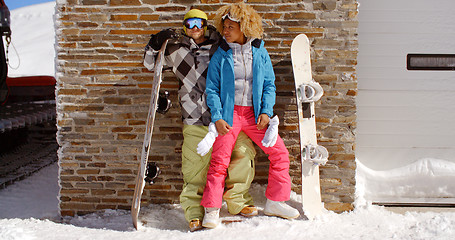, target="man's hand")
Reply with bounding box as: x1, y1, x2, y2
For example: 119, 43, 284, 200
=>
215, 119, 232, 136
256, 114, 270, 130
148, 29, 177, 50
